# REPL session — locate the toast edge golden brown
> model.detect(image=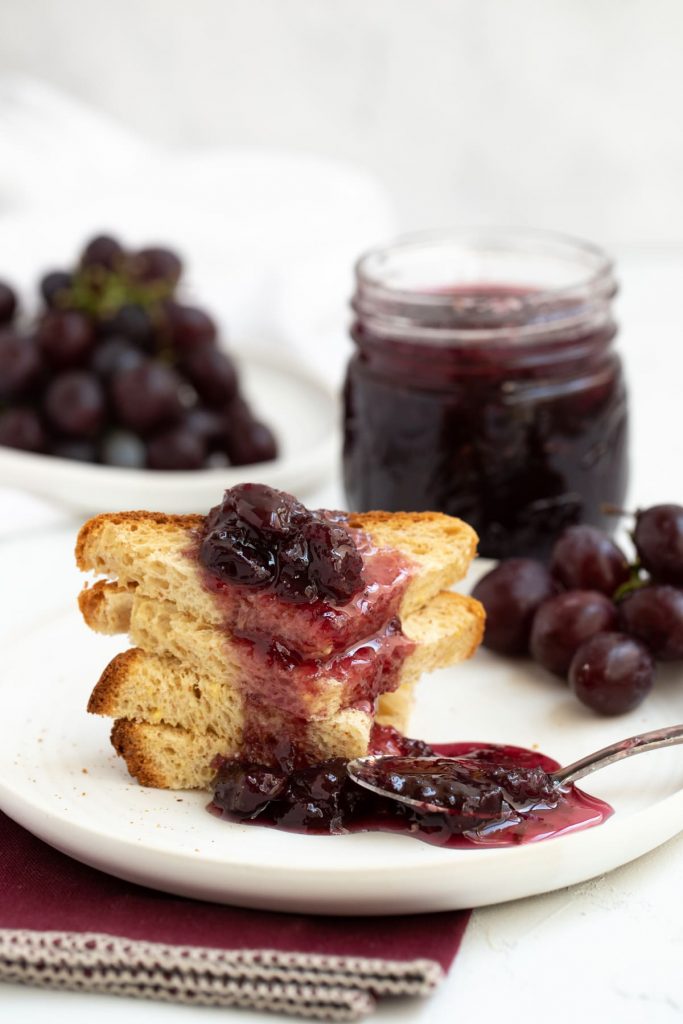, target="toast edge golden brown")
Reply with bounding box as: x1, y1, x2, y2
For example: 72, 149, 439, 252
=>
110, 719, 173, 789
78, 580, 135, 634
76, 508, 477, 583
75, 509, 204, 571
348, 508, 478, 570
